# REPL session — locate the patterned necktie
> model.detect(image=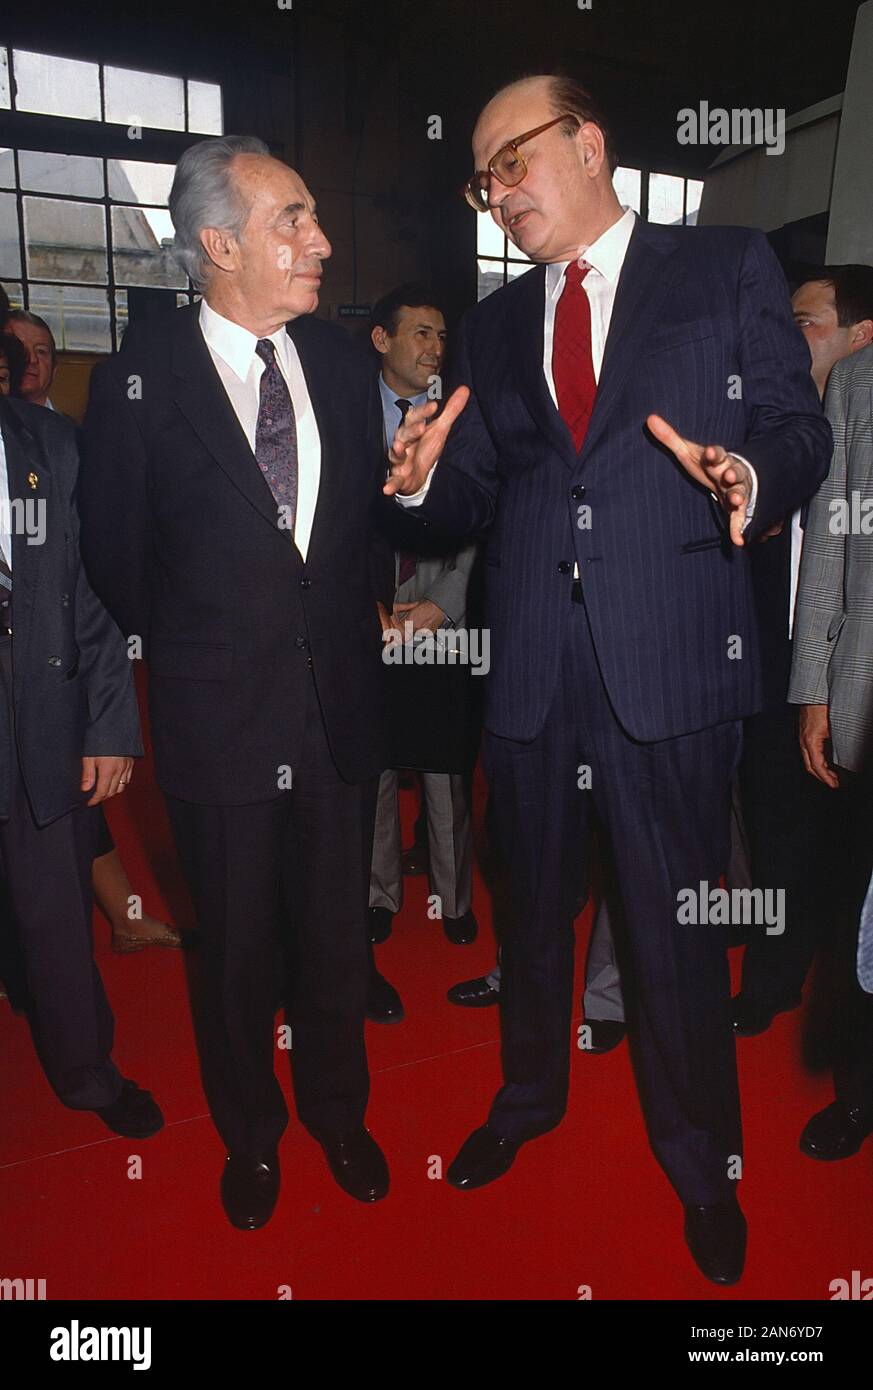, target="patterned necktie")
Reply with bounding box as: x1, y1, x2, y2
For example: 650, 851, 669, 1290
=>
858, 866, 873, 994
394, 398, 418, 587
255, 338, 298, 533
0, 547, 11, 633
552, 261, 596, 452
